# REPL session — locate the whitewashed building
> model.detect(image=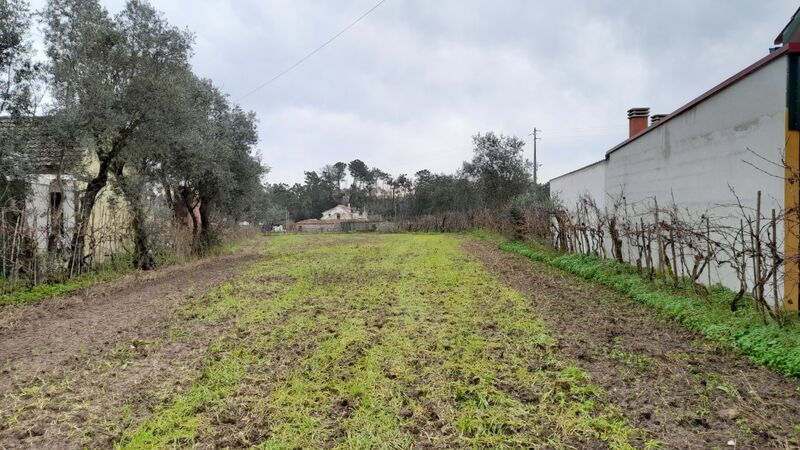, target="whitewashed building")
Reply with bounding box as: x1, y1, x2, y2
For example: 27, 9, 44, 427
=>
295, 204, 370, 232
2, 117, 129, 261
320, 204, 368, 221
1, 118, 83, 254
